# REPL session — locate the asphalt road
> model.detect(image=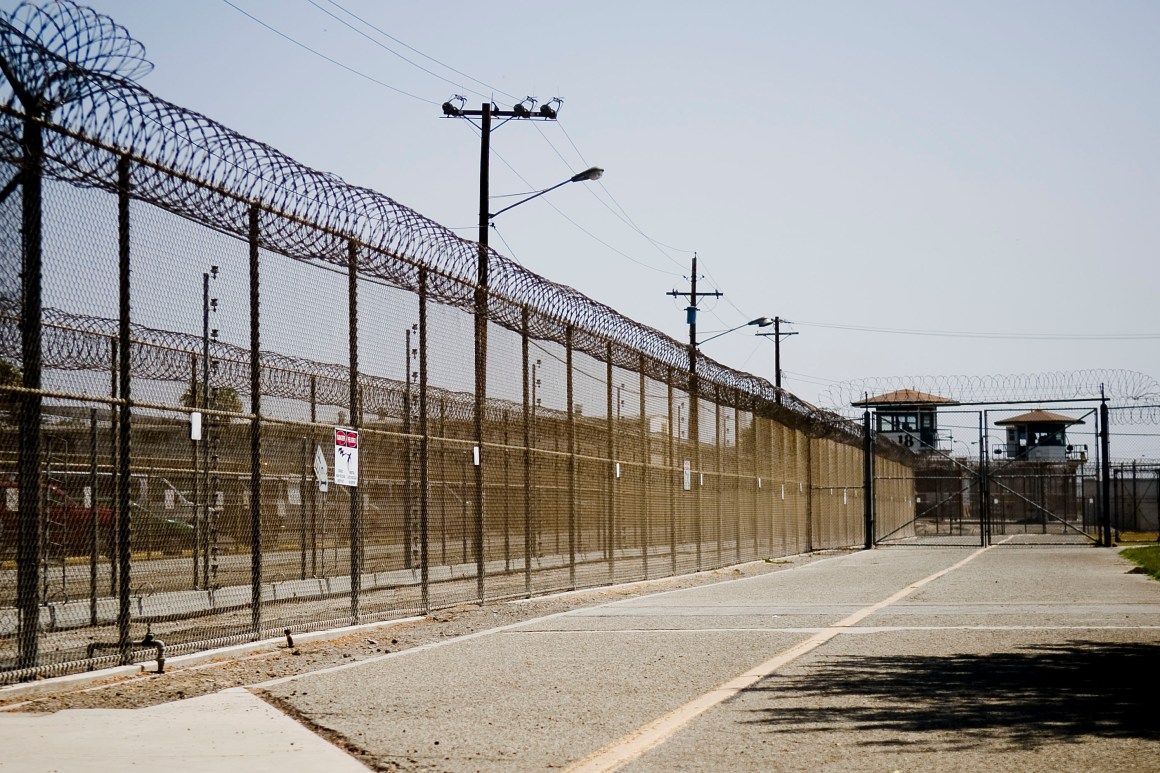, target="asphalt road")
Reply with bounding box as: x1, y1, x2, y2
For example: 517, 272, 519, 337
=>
255, 542, 1160, 771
